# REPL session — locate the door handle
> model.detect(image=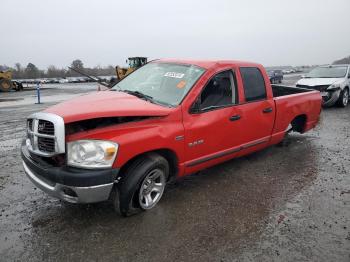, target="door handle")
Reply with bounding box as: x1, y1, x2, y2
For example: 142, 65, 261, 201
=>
262, 107, 273, 113
229, 115, 241, 121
